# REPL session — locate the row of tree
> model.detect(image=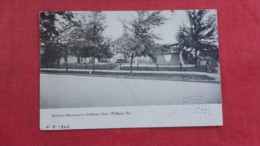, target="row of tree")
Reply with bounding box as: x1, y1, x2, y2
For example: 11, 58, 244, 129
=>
40, 11, 112, 71
40, 10, 218, 71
